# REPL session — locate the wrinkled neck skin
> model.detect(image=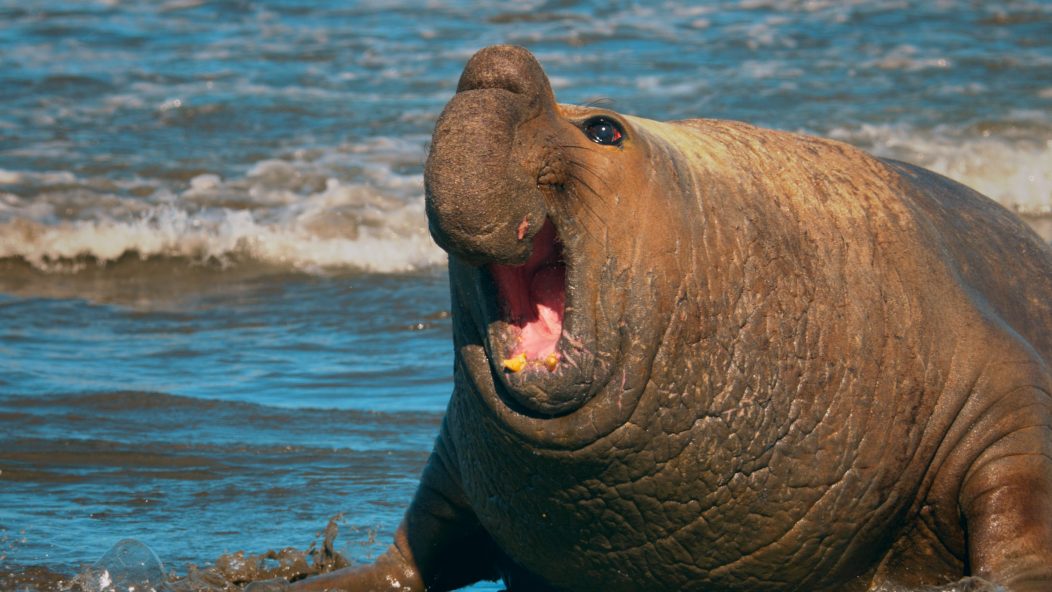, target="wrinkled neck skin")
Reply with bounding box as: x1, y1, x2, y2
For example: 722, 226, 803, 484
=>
436, 111, 966, 590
